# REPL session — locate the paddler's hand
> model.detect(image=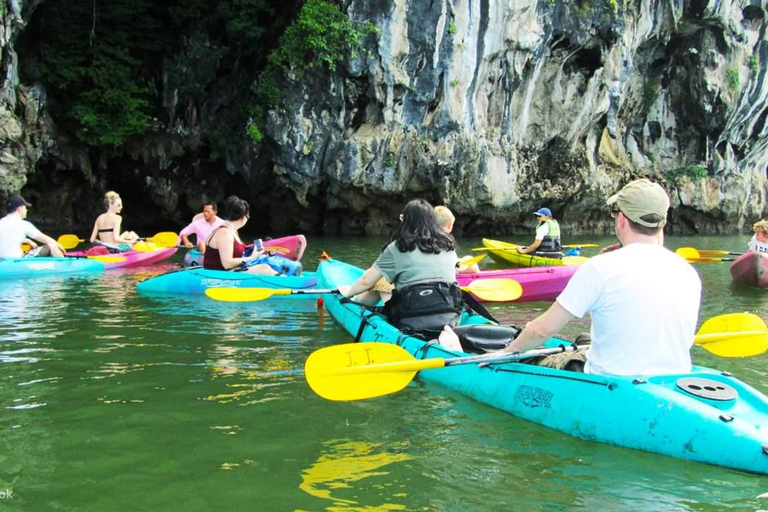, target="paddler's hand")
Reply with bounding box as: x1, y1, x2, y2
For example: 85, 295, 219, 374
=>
183, 240, 194, 249
337, 285, 351, 298
599, 243, 622, 254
